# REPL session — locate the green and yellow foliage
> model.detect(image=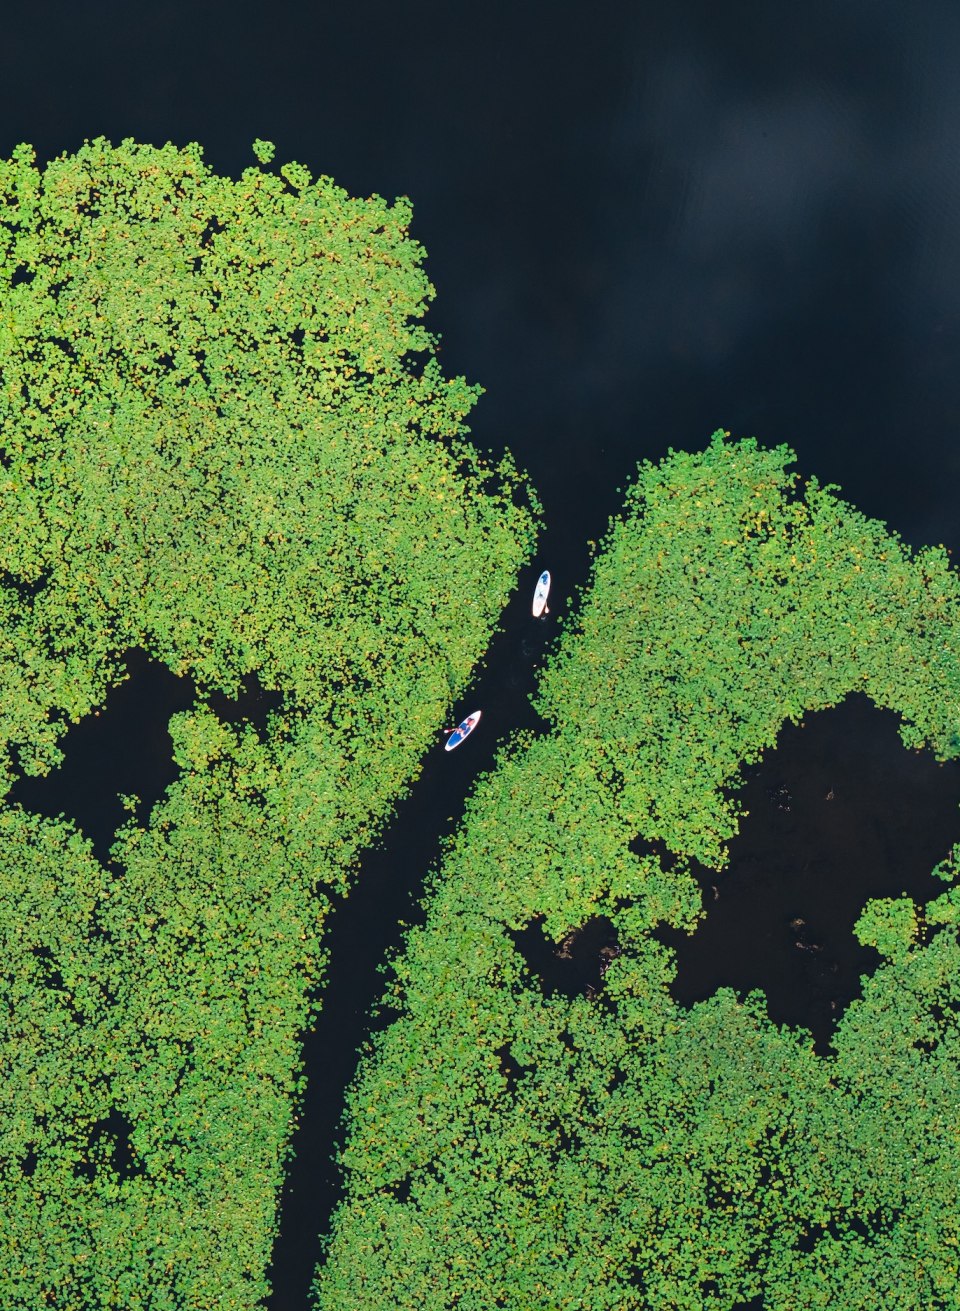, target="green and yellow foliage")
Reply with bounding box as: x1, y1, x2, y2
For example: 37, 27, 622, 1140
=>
0, 138, 537, 1307
316, 433, 960, 1310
